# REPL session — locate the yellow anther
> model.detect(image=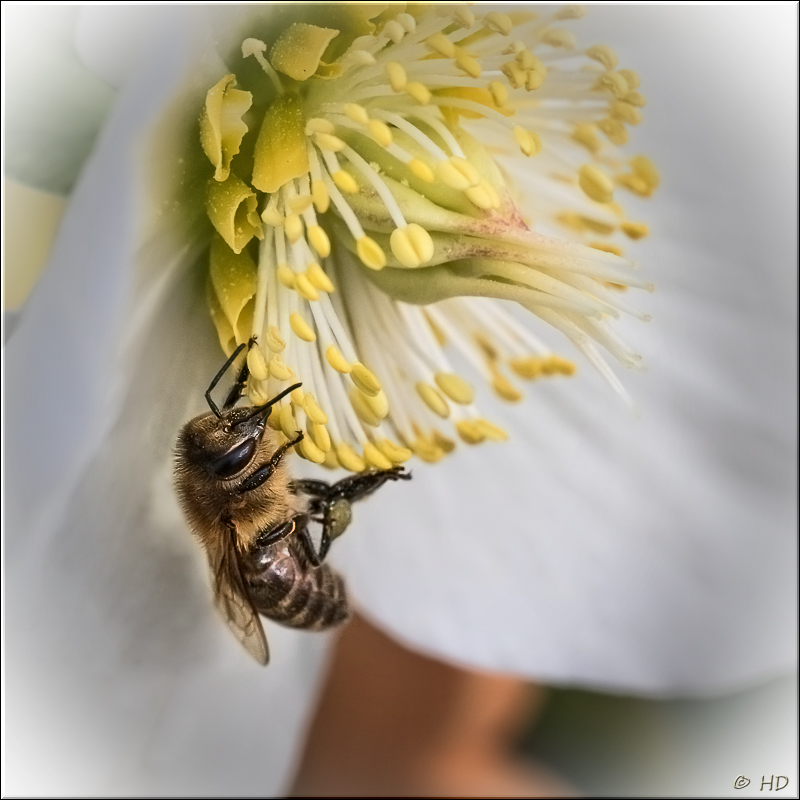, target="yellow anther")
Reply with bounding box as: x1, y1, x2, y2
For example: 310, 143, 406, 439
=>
290, 386, 305, 405
465, 182, 496, 210
247, 347, 269, 382
456, 420, 485, 445
525, 69, 546, 91
308, 422, 332, 453
356, 236, 386, 270
492, 373, 523, 402
431, 430, 456, 453
598, 71, 629, 99
311, 179, 330, 213
579, 164, 615, 203
598, 118, 629, 146
308, 226, 331, 258
409, 158, 435, 183
383, 19, 406, 44
571, 123, 601, 153
347, 49, 376, 68
385, 61, 408, 92
266, 407, 282, 431
333, 170, 359, 194
550, 356, 577, 376
426, 33, 456, 58
241, 38, 267, 58
247, 380, 269, 406
277, 264, 297, 288
285, 213, 304, 244
611, 101, 642, 126
585, 44, 618, 71
336, 442, 366, 473
435, 157, 480, 191
405, 82, 431, 105
344, 103, 370, 125
294, 272, 319, 302
488, 80, 509, 107
556, 212, 615, 236
624, 90, 646, 108
509, 356, 543, 379
412, 436, 444, 462
396, 12, 416, 33
618, 69, 641, 90
621, 221, 649, 240
363, 389, 390, 420
278, 403, 298, 438
266, 325, 286, 352
555, 5, 585, 19
363, 442, 393, 470
416, 382, 450, 418
539, 357, 557, 376
350, 387, 382, 427
454, 7, 476, 28
377, 438, 412, 464
289, 311, 316, 341
484, 11, 513, 35
305, 117, 336, 135
288, 194, 313, 214
590, 241, 623, 256
314, 132, 346, 152
326, 345, 352, 374
390, 224, 434, 268
434, 373, 473, 404
474, 419, 508, 441
513, 126, 542, 157
515, 49, 539, 71
455, 53, 482, 79
269, 355, 293, 381
630, 155, 660, 190
306, 262, 335, 292
351, 362, 382, 396
503, 40, 526, 56
303, 393, 329, 425
297, 436, 326, 464
322, 448, 340, 470
541, 28, 576, 49
368, 118, 393, 147
261, 206, 284, 226
501, 61, 526, 90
